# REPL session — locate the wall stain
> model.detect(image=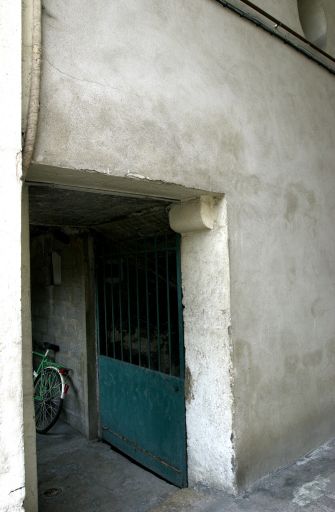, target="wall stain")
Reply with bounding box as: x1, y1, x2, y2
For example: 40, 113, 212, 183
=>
302, 349, 322, 368
288, 261, 296, 285
42, 4, 58, 21
185, 366, 194, 403
311, 298, 327, 318
284, 353, 300, 374
285, 191, 298, 222
326, 338, 335, 363
234, 339, 262, 391
284, 183, 317, 224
